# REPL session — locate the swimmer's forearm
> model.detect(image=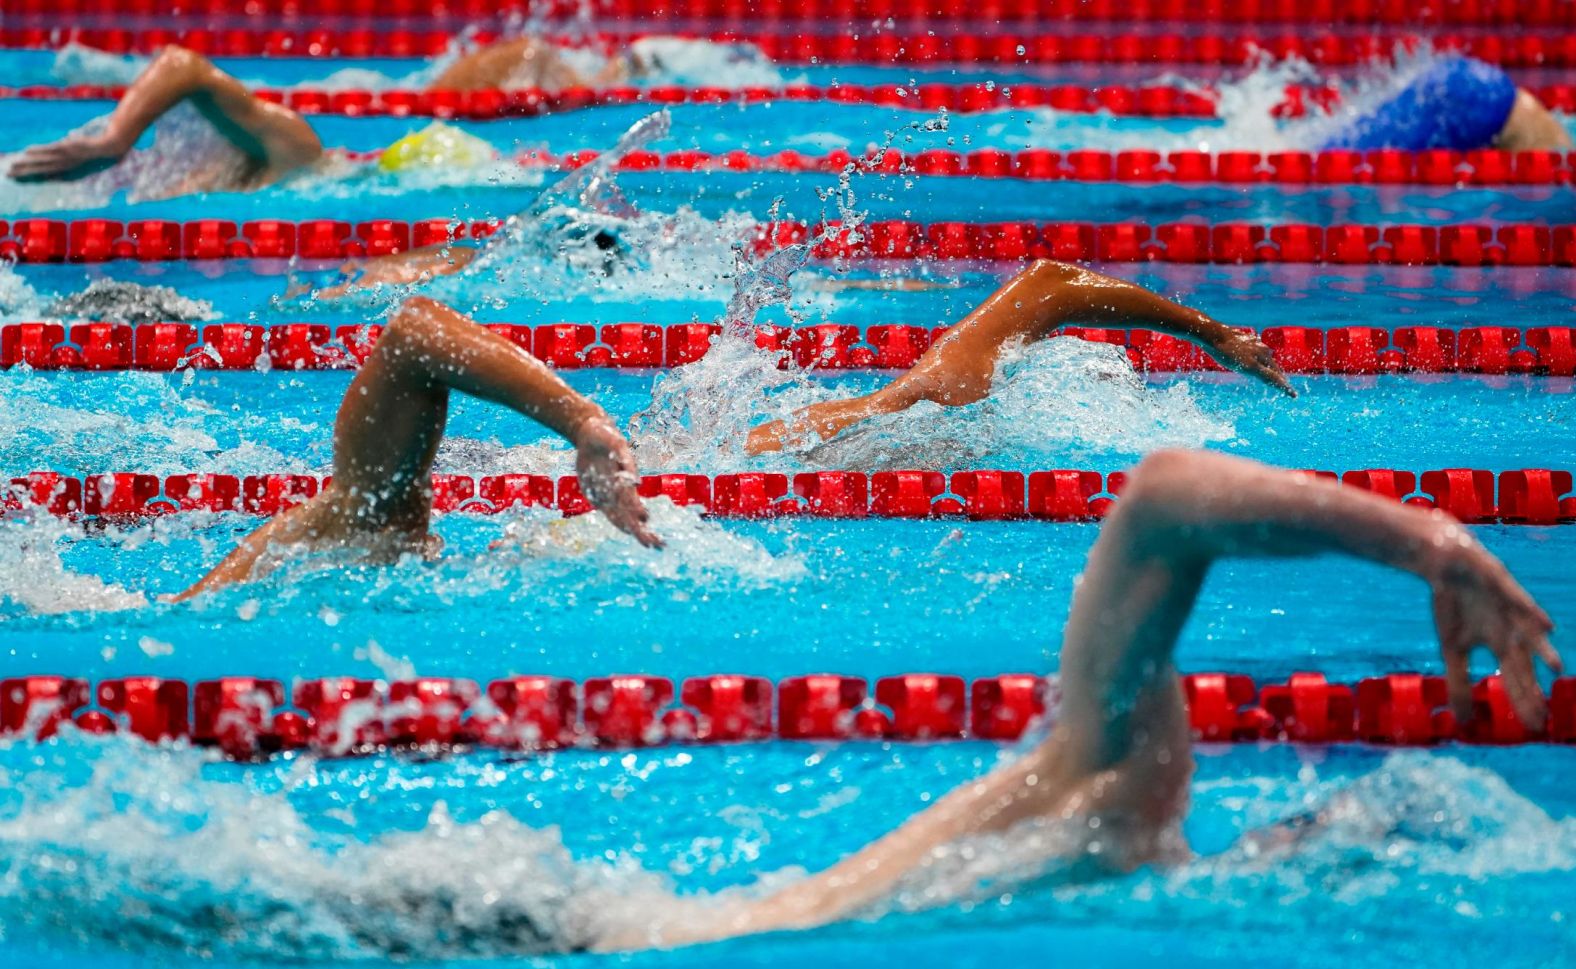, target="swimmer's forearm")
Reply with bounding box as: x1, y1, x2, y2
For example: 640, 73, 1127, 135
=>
1110, 450, 1449, 575
382, 297, 607, 443
1058, 451, 1456, 751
